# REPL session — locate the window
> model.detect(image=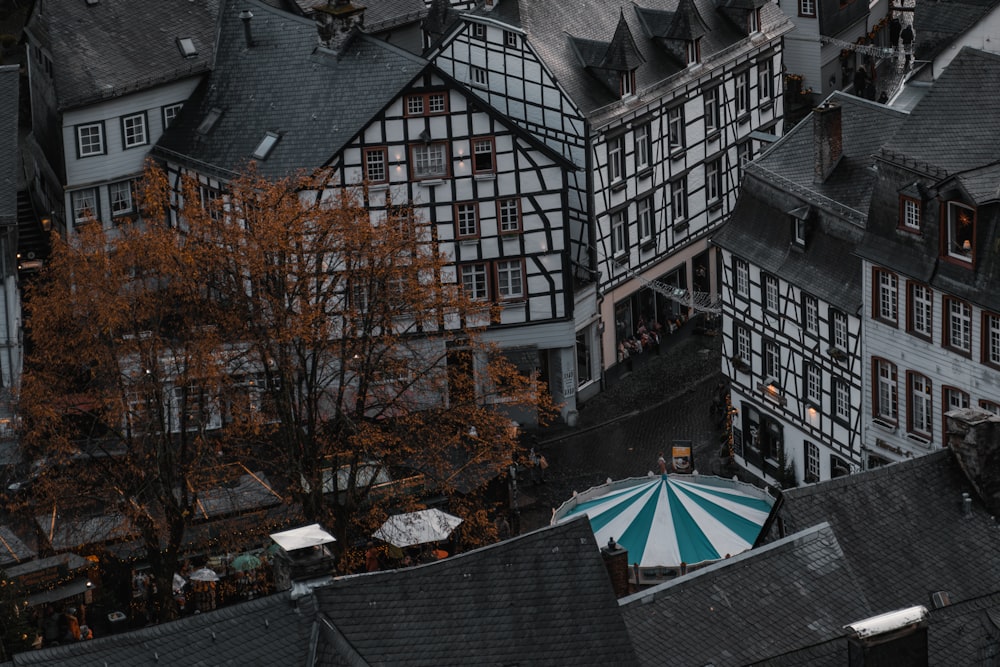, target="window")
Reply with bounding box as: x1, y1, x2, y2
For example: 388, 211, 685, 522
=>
121, 113, 148, 149
364, 148, 388, 184
197, 107, 222, 135
873, 358, 898, 423
799, 0, 816, 16
873, 269, 898, 324
427, 93, 447, 114
758, 59, 773, 100
76, 122, 105, 157
611, 210, 627, 256
405, 93, 448, 116
944, 386, 970, 418
805, 364, 822, 404
704, 86, 720, 132
472, 22, 486, 39
900, 197, 920, 232
831, 310, 848, 351
620, 71, 636, 98
608, 135, 625, 183
406, 96, 424, 115
804, 442, 820, 482
109, 180, 135, 217
983, 312, 1000, 367
907, 372, 932, 437
471, 66, 488, 86
706, 158, 722, 203
71, 188, 99, 225
793, 216, 807, 246
735, 258, 749, 298
635, 123, 651, 171
505, 30, 517, 47
803, 294, 819, 335
670, 178, 687, 221
163, 103, 183, 129
252, 132, 281, 160
834, 380, 851, 422
736, 70, 751, 115
944, 297, 971, 354
686, 39, 701, 66
907, 282, 932, 339
411, 143, 449, 179
498, 198, 521, 233
496, 260, 524, 300
637, 196, 653, 242
764, 341, 780, 380
199, 184, 222, 221
763, 273, 779, 313
461, 263, 488, 300
945, 201, 975, 261
455, 203, 479, 238
737, 140, 753, 174
748, 7, 760, 33
667, 106, 684, 150
472, 137, 495, 173
735, 325, 751, 364
980, 400, 1000, 416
